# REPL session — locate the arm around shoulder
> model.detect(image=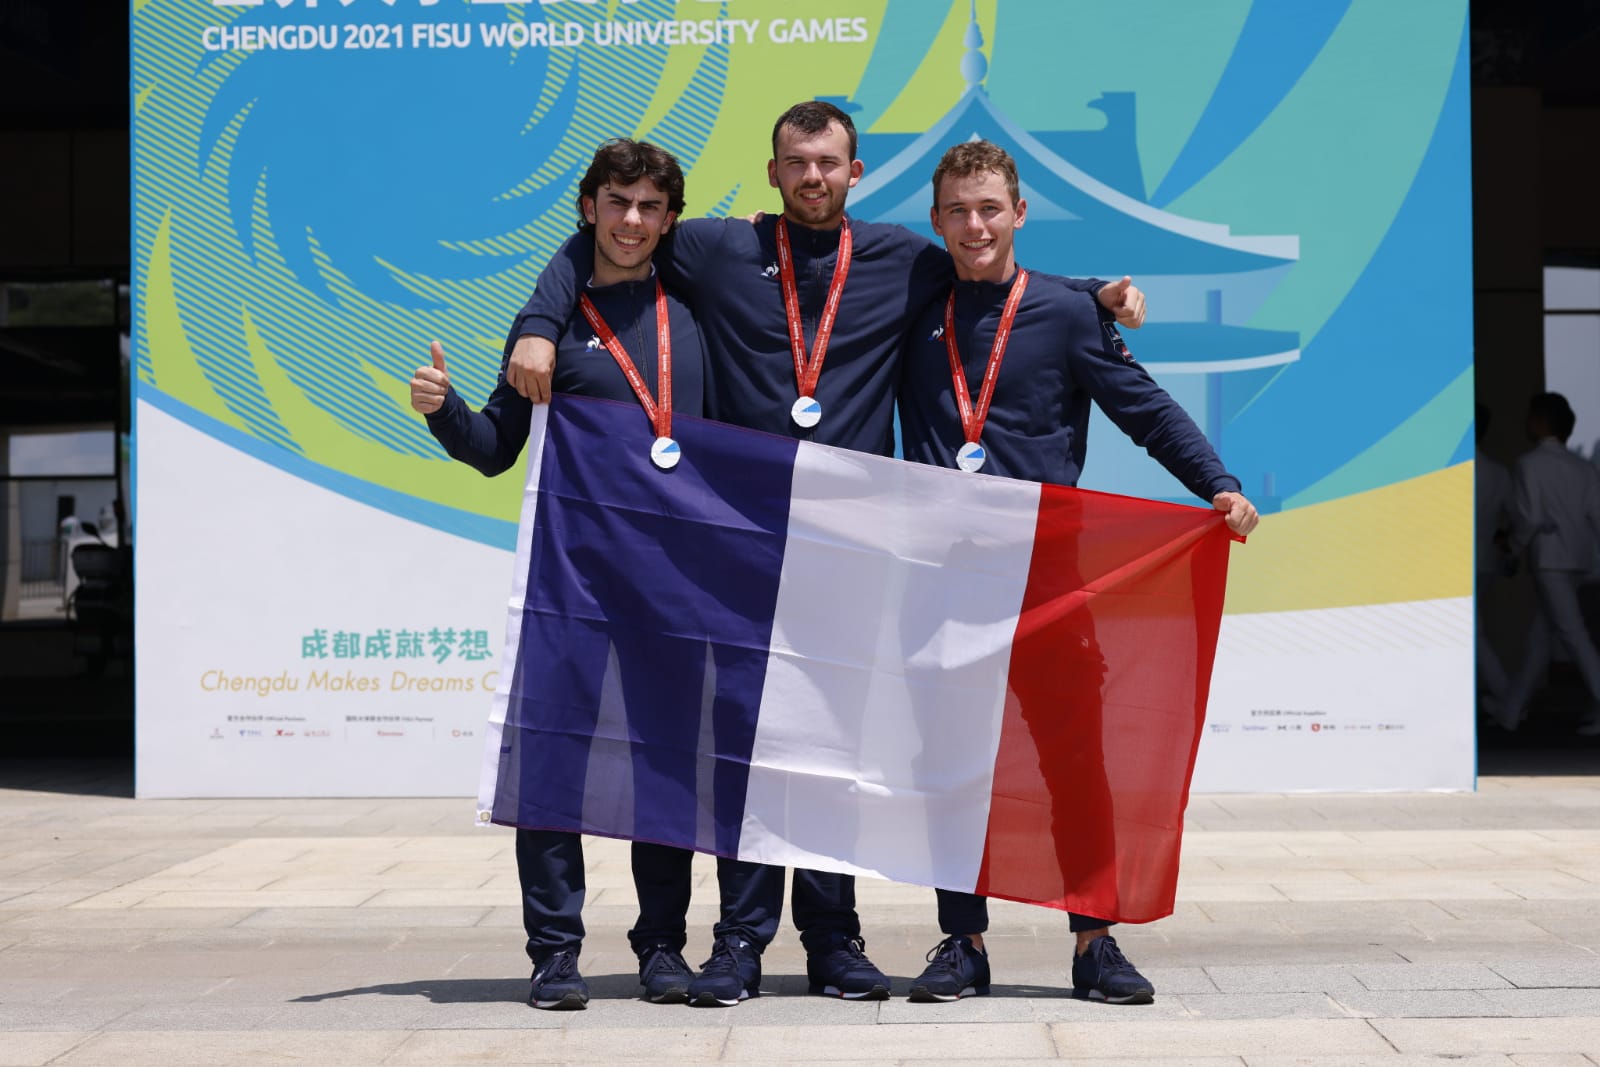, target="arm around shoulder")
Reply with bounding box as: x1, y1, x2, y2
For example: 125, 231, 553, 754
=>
512, 231, 593, 345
